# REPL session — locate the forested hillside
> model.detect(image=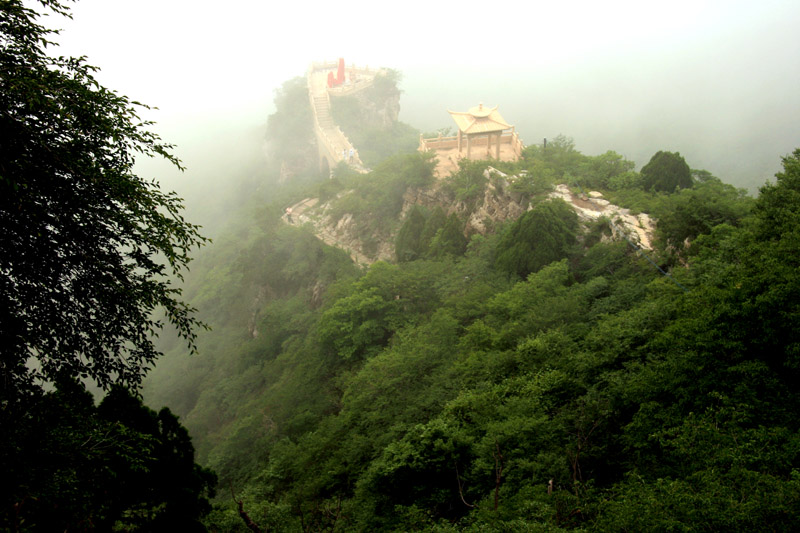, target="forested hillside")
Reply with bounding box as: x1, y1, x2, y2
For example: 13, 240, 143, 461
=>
5, 2, 799, 531
140, 72, 800, 531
